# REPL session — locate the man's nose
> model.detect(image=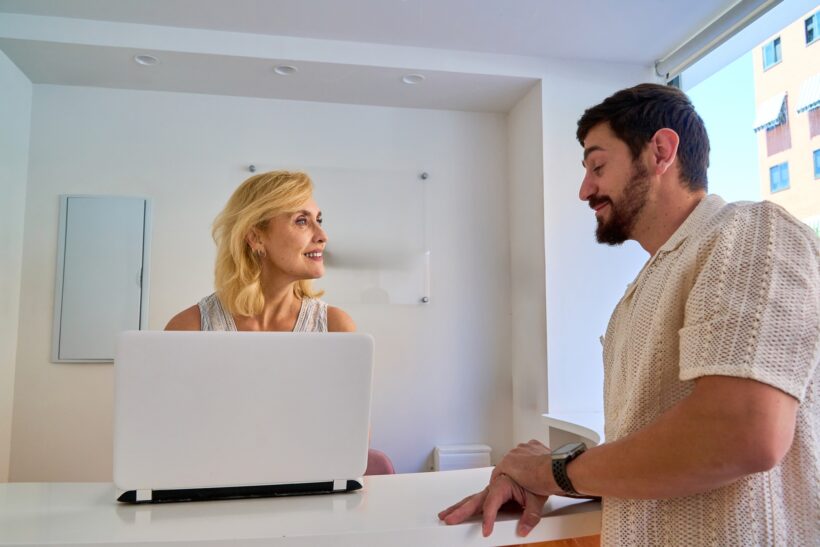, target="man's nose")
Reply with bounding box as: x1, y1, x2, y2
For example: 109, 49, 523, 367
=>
579, 173, 596, 202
